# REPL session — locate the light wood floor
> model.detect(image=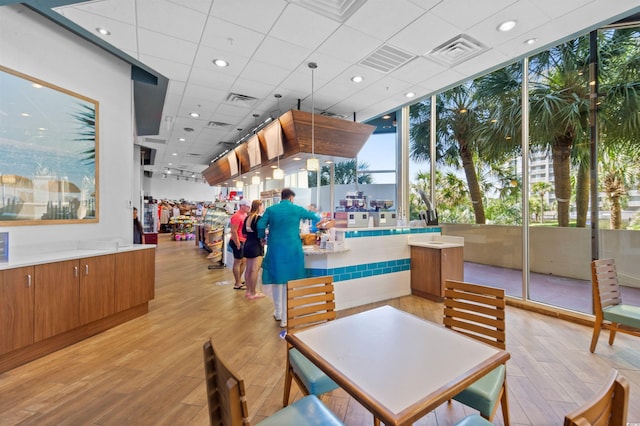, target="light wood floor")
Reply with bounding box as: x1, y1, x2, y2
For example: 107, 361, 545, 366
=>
1, 233, 639, 425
